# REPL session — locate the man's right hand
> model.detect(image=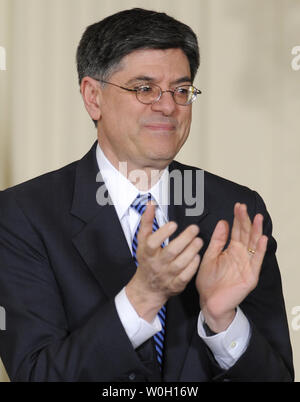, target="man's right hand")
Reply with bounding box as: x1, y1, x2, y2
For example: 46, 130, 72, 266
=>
125, 202, 203, 323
